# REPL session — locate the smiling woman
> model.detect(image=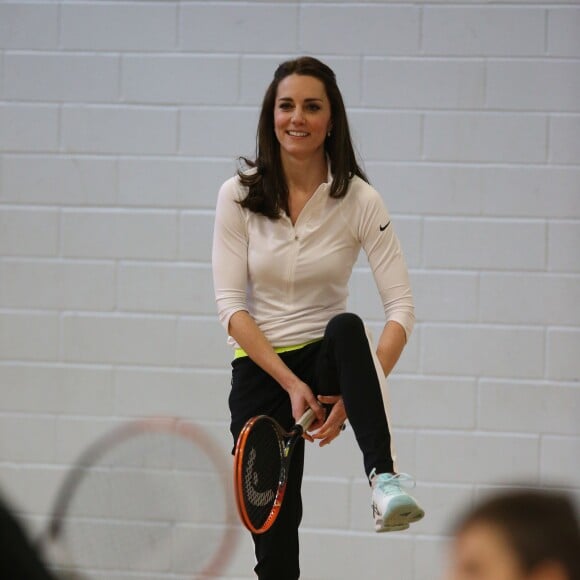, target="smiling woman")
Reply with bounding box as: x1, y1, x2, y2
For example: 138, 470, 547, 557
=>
236, 57, 365, 220
274, 76, 331, 160
212, 56, 424, 580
